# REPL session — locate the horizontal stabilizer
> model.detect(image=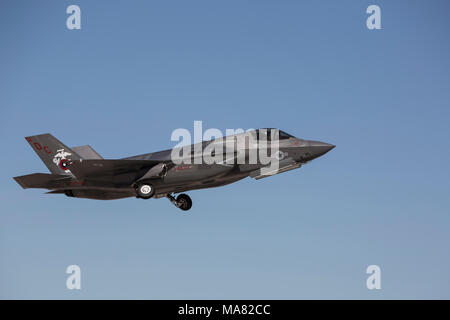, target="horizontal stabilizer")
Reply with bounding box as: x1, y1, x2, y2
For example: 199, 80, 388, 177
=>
71, 145, 103, 160
13, 173, 71, 189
